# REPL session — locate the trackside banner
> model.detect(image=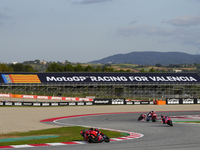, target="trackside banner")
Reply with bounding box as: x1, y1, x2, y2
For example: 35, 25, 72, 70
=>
1, 73, 200, 84
93, 98, 125, 105
166, 98, 200, 104
0, 102, 94, 106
